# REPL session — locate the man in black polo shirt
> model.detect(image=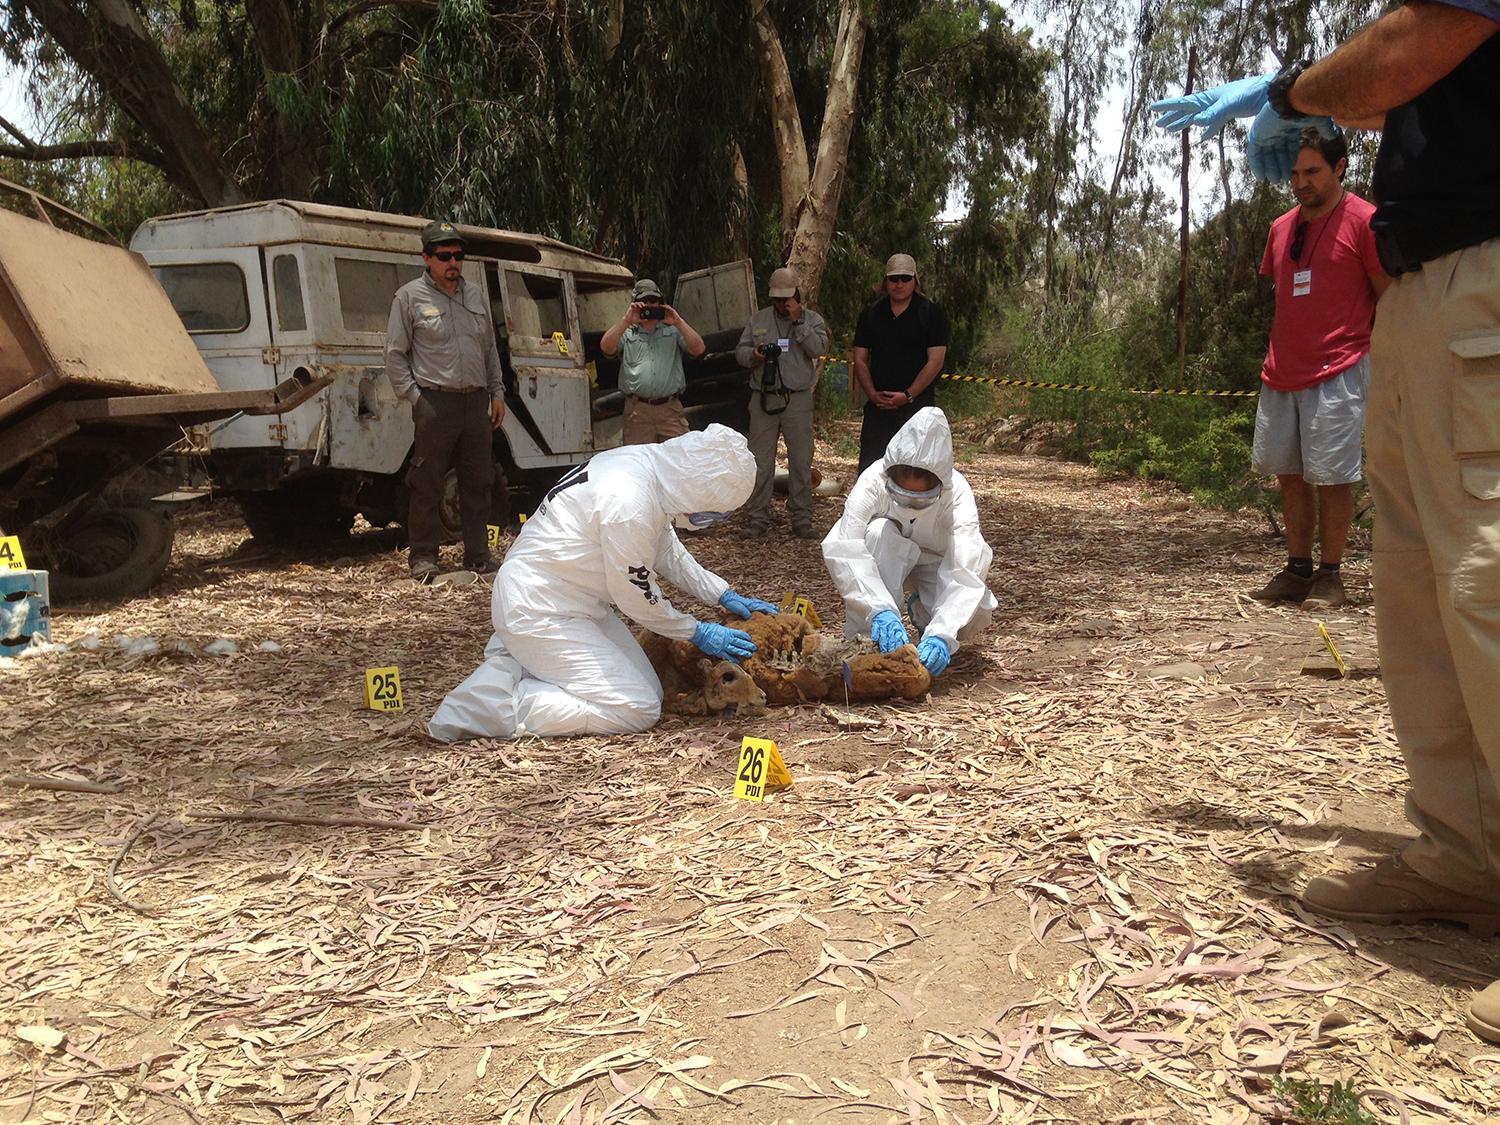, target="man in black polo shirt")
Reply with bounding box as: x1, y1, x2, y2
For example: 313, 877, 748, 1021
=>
851, 253, 950, 471
1152, 0, 1500, 1043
